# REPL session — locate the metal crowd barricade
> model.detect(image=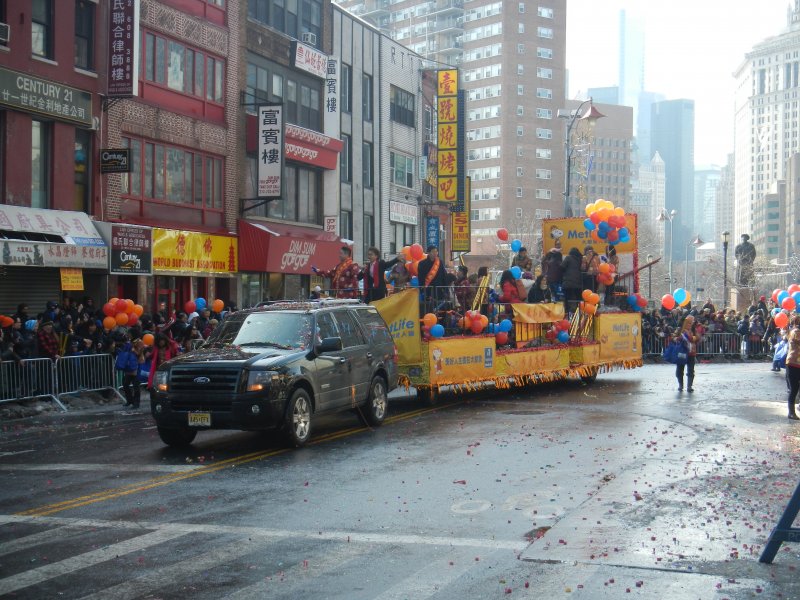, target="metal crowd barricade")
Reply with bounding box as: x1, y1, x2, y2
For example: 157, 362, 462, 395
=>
55, 354, 125, 404
642, 332, 770, 359
0, 358, 64, 411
